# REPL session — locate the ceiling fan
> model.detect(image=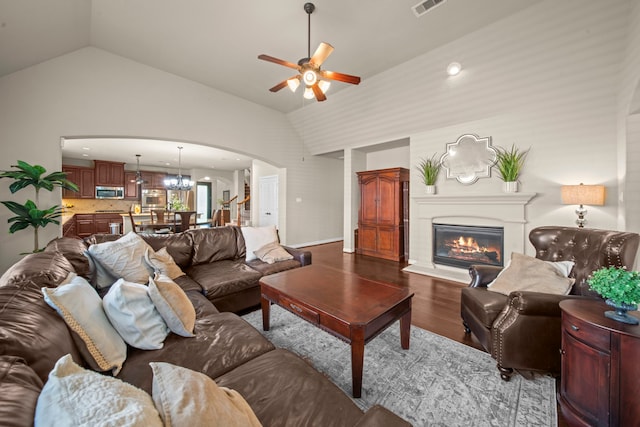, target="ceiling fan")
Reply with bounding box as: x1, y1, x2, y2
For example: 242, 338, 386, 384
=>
258, 2, 361, 102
